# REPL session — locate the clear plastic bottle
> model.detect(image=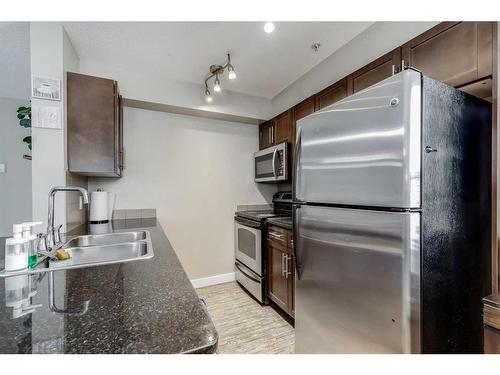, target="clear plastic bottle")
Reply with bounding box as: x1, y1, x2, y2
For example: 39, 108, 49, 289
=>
4, 224, 29, 271
21, 222, 42, 269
